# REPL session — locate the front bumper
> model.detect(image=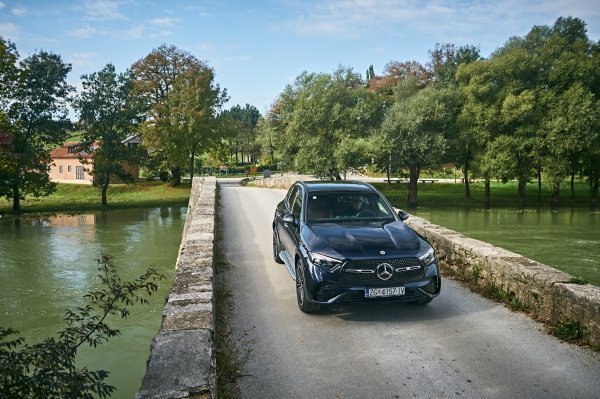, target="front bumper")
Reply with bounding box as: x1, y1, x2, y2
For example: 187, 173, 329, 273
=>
303, 256, 441, 305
